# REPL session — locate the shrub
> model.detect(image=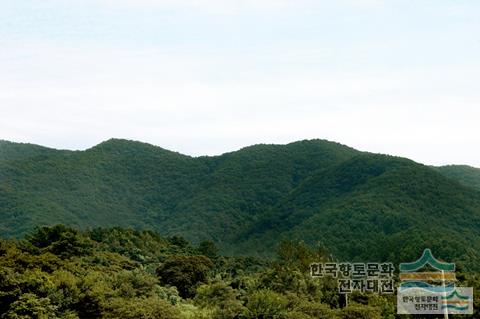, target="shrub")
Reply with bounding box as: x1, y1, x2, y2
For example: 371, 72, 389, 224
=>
243, 289, 288, 319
